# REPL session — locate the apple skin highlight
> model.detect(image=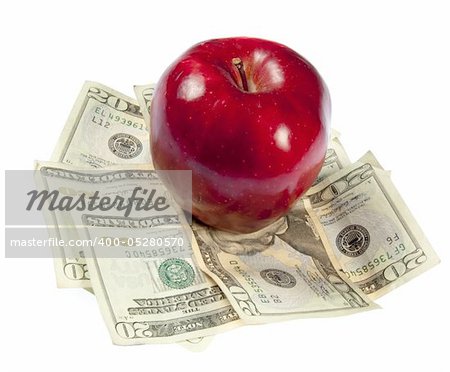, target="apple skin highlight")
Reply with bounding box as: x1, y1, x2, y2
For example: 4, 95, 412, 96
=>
150, 37, 331, 233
